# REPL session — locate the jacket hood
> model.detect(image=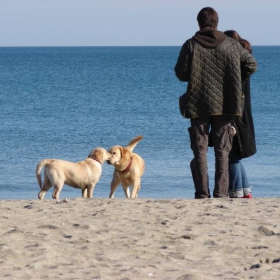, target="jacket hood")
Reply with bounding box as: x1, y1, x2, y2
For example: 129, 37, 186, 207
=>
193, 28, 227, 48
